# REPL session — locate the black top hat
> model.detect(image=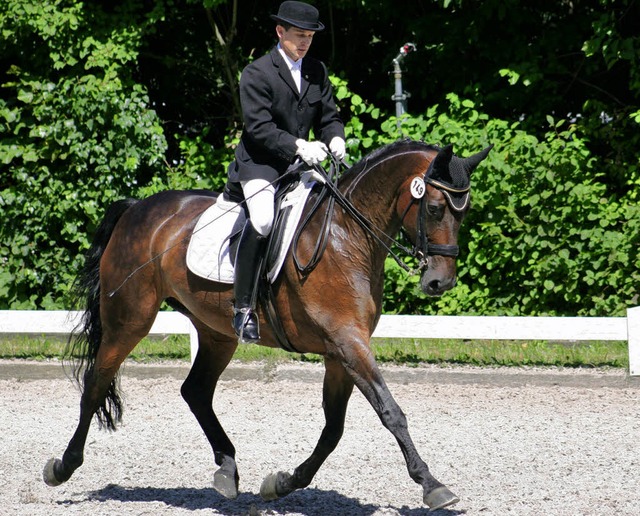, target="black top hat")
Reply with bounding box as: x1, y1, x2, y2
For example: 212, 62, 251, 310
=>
271, 1, 325, 31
